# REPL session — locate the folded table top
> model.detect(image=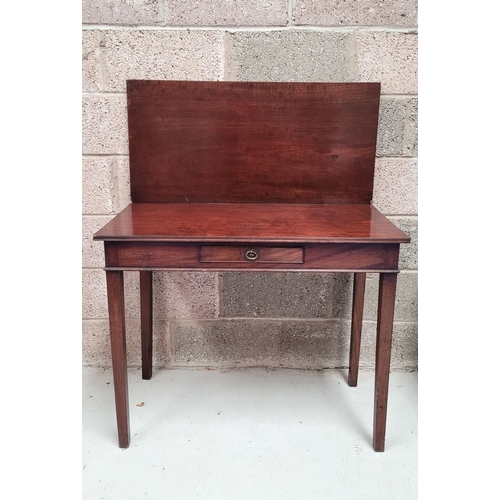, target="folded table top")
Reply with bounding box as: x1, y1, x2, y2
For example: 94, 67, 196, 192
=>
126, 81, 382, 205
95, 81, 408, 246
94, 203, 410, 244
